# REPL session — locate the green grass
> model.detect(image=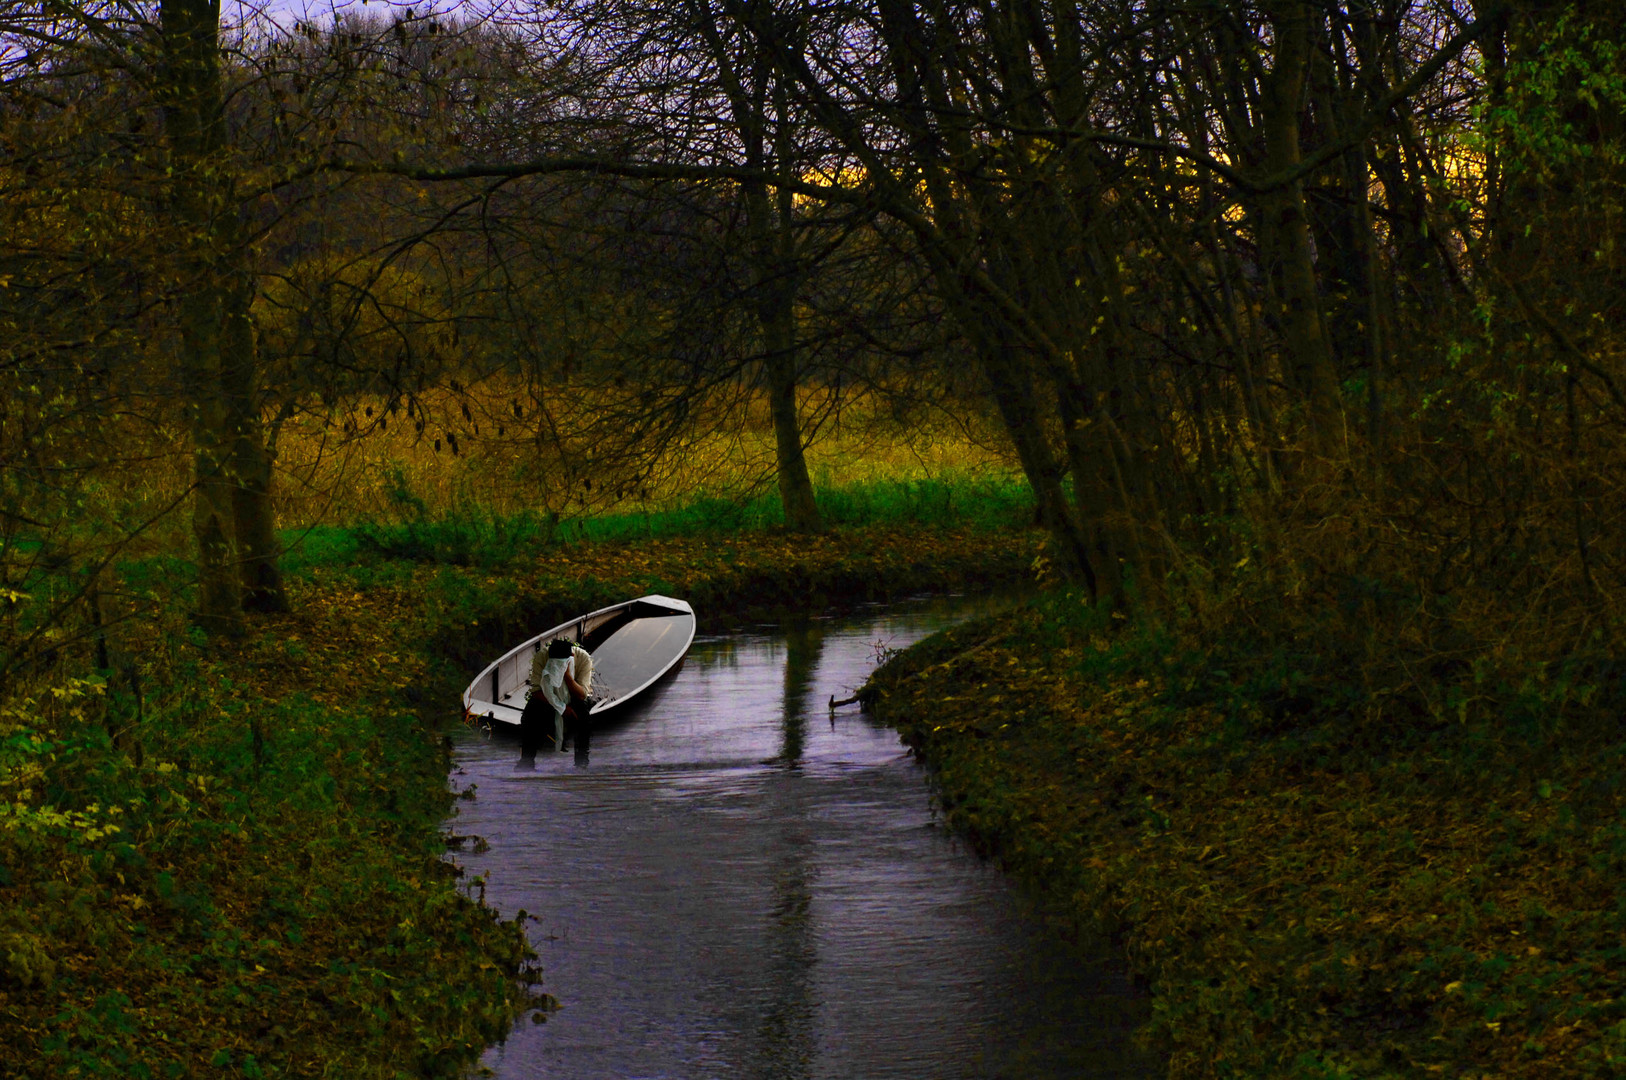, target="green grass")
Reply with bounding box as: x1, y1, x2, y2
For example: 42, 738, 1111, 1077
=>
279, 474, 1034, 576
573, 475, 1032, 541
